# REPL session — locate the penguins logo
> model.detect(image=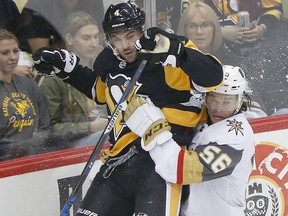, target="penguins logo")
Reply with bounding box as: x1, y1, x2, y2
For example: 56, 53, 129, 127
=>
106, 73, 142, 139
